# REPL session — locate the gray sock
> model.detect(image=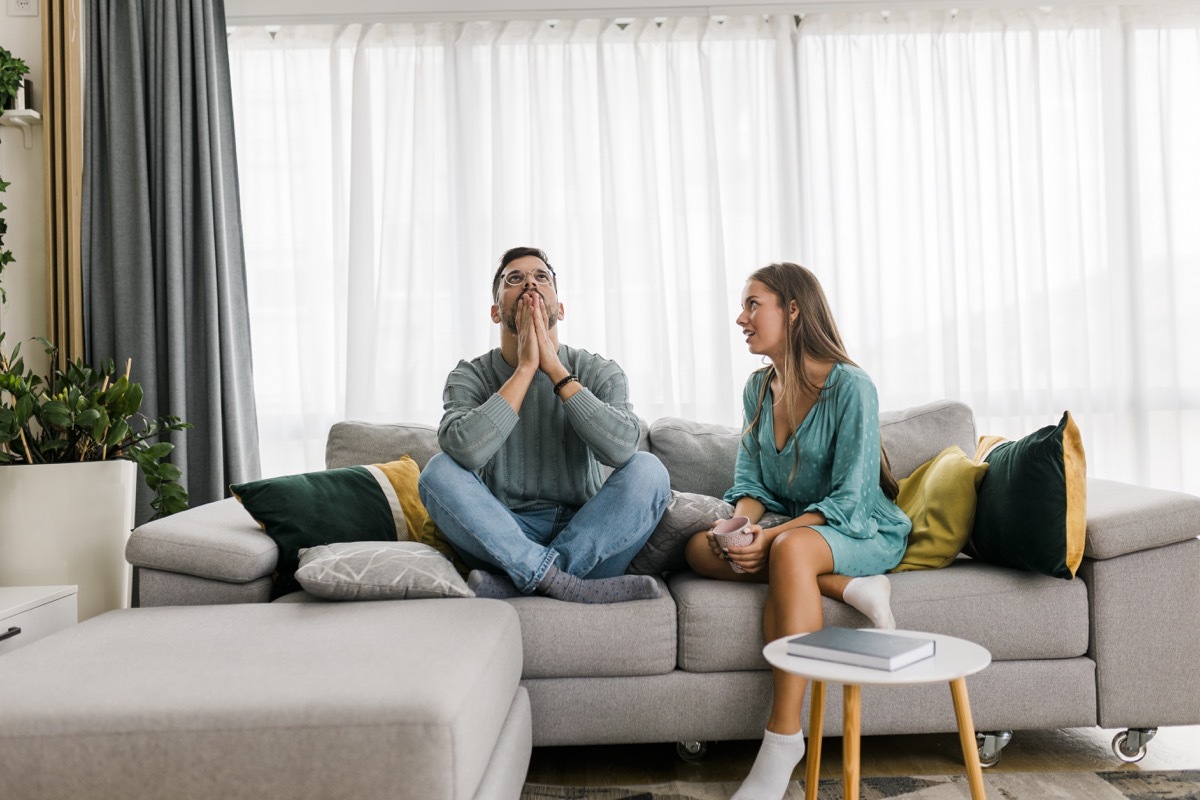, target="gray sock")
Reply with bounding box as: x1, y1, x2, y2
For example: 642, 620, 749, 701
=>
467, 570, 522, 599
535, 565, 661, 604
